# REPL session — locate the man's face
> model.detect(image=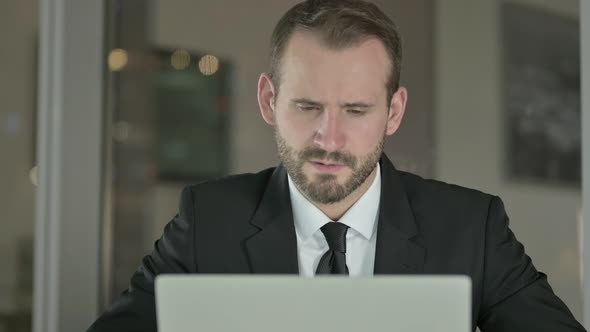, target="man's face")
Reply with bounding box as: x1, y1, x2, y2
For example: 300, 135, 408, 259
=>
260, 31, 405, 204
